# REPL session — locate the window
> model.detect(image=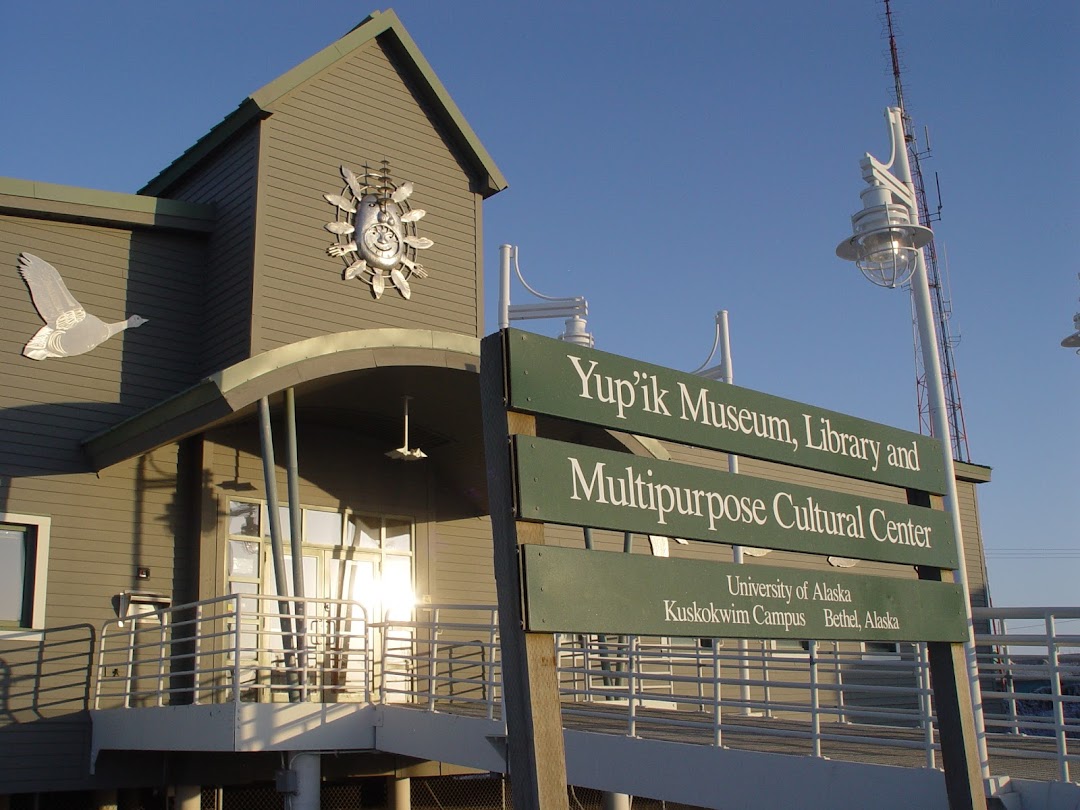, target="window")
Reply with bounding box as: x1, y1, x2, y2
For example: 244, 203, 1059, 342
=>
863, 641, 902, 658
0, 514, 50, 633
771, 639, 812, 657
